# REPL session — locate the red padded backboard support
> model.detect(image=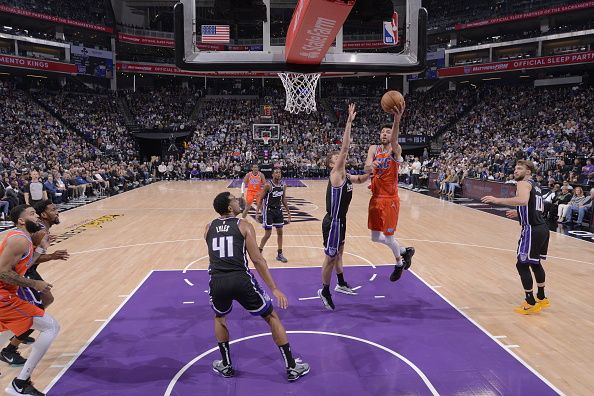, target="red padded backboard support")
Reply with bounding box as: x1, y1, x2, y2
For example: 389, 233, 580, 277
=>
284, 0, 356, 65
